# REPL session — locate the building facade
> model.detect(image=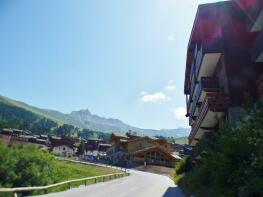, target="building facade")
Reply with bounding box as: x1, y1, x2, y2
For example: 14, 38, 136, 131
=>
0, 128, 49, 150
184, 0, 263, 147
108, 133, 180, 167
50, 136, 76, 157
